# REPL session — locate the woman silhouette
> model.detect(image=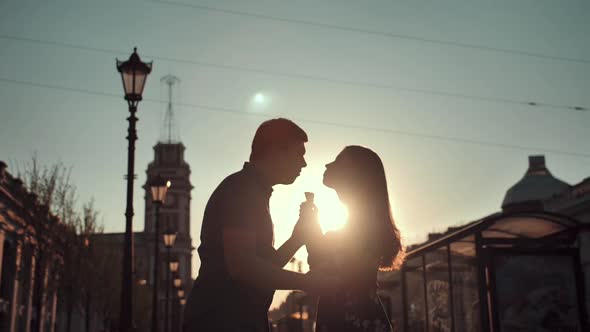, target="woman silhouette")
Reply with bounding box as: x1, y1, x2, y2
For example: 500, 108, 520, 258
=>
301, 145, 404, 332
